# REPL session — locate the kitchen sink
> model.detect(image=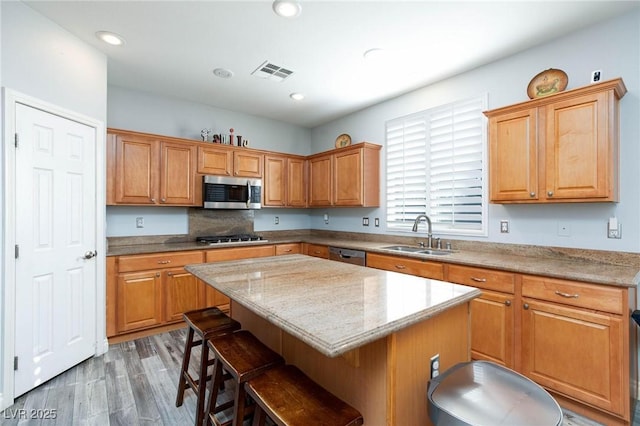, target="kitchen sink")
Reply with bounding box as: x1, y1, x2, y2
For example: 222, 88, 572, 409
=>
381, 245, 452, 256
